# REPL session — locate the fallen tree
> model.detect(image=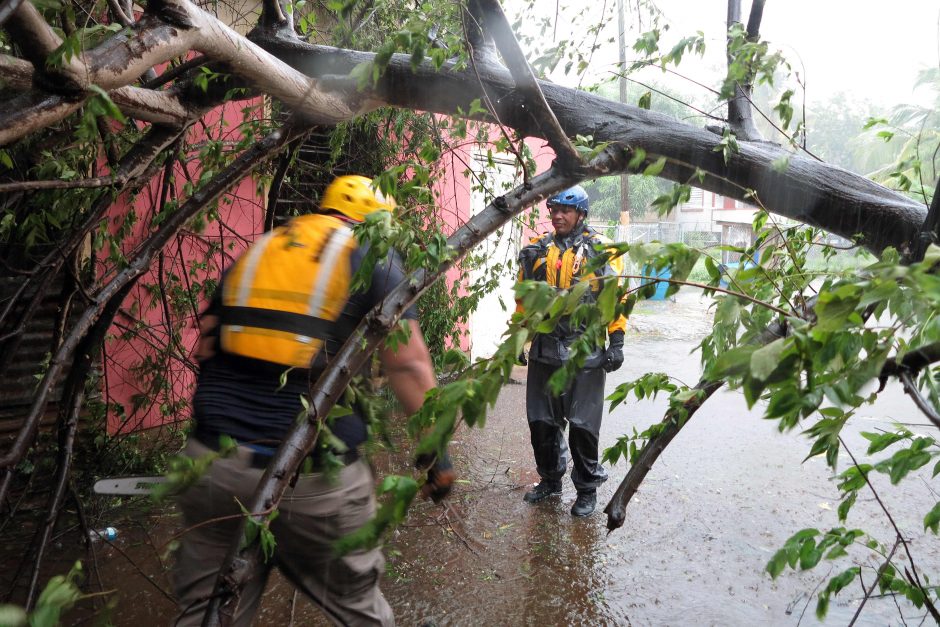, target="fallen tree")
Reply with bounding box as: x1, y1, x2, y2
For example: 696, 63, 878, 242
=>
0, 0, 937, 623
